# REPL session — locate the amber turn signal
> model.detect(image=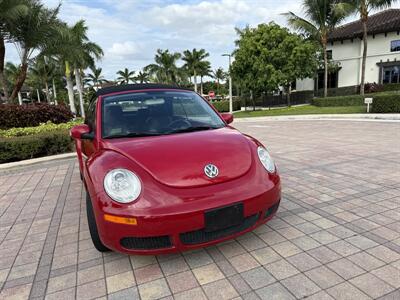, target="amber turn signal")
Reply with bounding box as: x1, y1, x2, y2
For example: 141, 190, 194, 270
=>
104, 214, 137, 225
